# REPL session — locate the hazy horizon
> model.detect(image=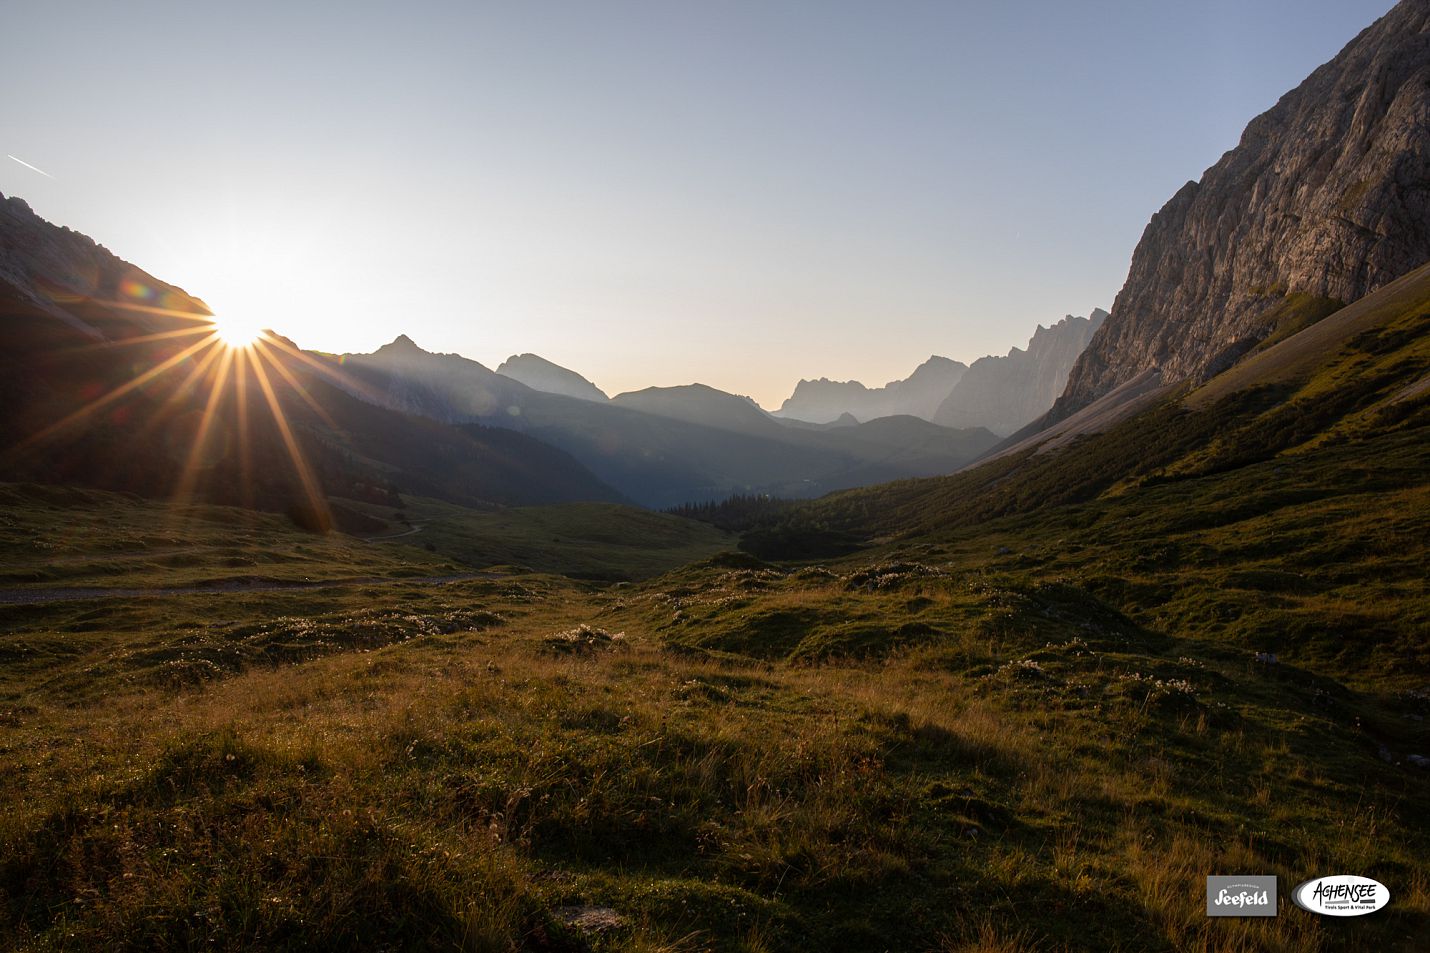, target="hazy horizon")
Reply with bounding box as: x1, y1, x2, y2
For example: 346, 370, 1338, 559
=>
3, 0, 1395, 407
